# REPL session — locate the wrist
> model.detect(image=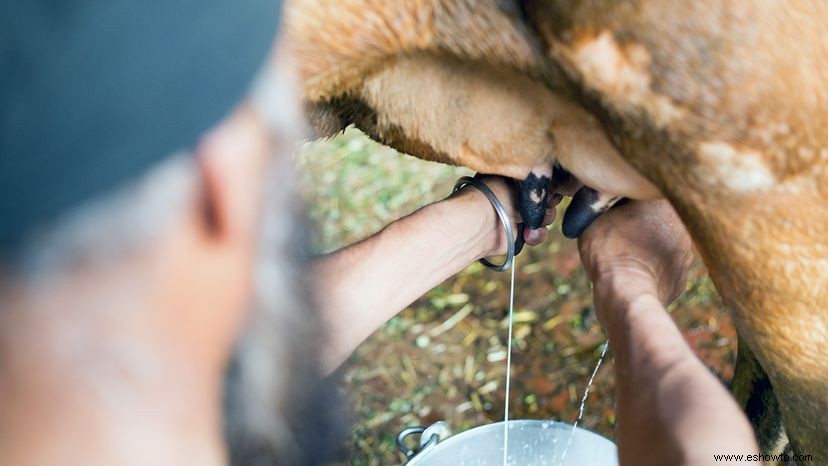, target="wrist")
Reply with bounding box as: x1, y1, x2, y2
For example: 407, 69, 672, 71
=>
451, 187, 506, 259
592, 270, 661, 332
597, 287, 691, 370
436, 191, 501, 262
